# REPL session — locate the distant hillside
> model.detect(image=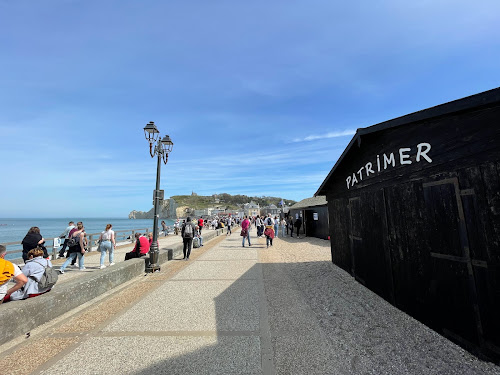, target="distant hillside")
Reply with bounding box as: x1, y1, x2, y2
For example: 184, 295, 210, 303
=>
170, 194, 297, 209
129, 194, 297, 219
